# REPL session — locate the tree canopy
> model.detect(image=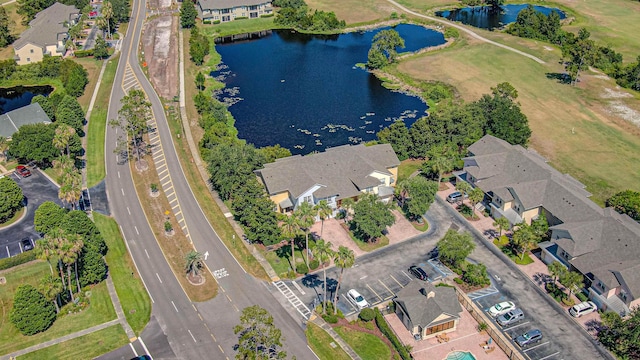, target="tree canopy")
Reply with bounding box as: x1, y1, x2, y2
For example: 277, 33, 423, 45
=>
351, 193, 395, 241
367, 29, 405, 69
206, 142, 265, 201
234, 305, 288, 360
437, 230, 475, 268
597, 307, 640, 359
0, 177, 24, 222
607, 190, 640, 221
180, 0, 197, 28
398, 176, 439, 220
34, 201, 67, 235
188, 27, 210, 66
31, 94, 55, 120
55, 95, 85, 135
0, 7, 14, 47
10, 284, 57, 335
